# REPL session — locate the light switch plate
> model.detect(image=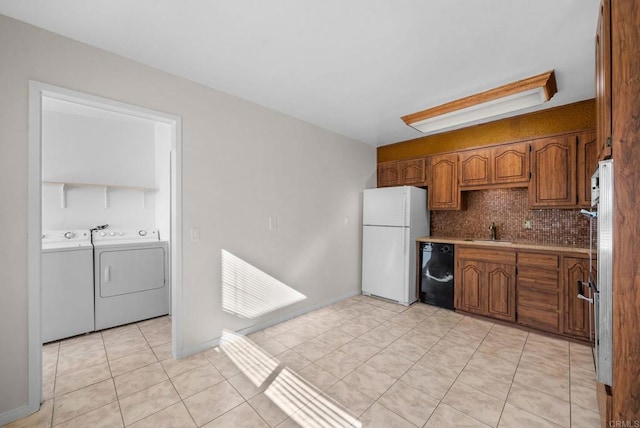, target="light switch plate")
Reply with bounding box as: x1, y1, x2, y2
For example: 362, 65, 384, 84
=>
190, 227, 200, 241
